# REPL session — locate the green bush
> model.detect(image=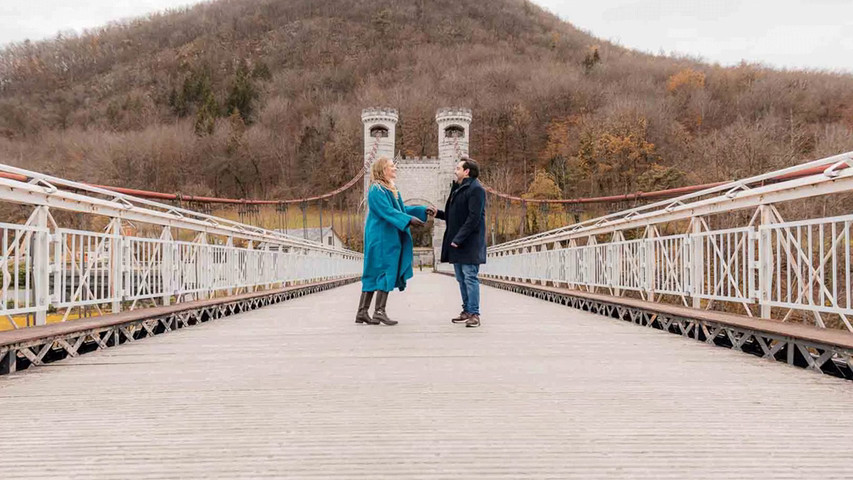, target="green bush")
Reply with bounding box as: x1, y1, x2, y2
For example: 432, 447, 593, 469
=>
0, 265, 29, 288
